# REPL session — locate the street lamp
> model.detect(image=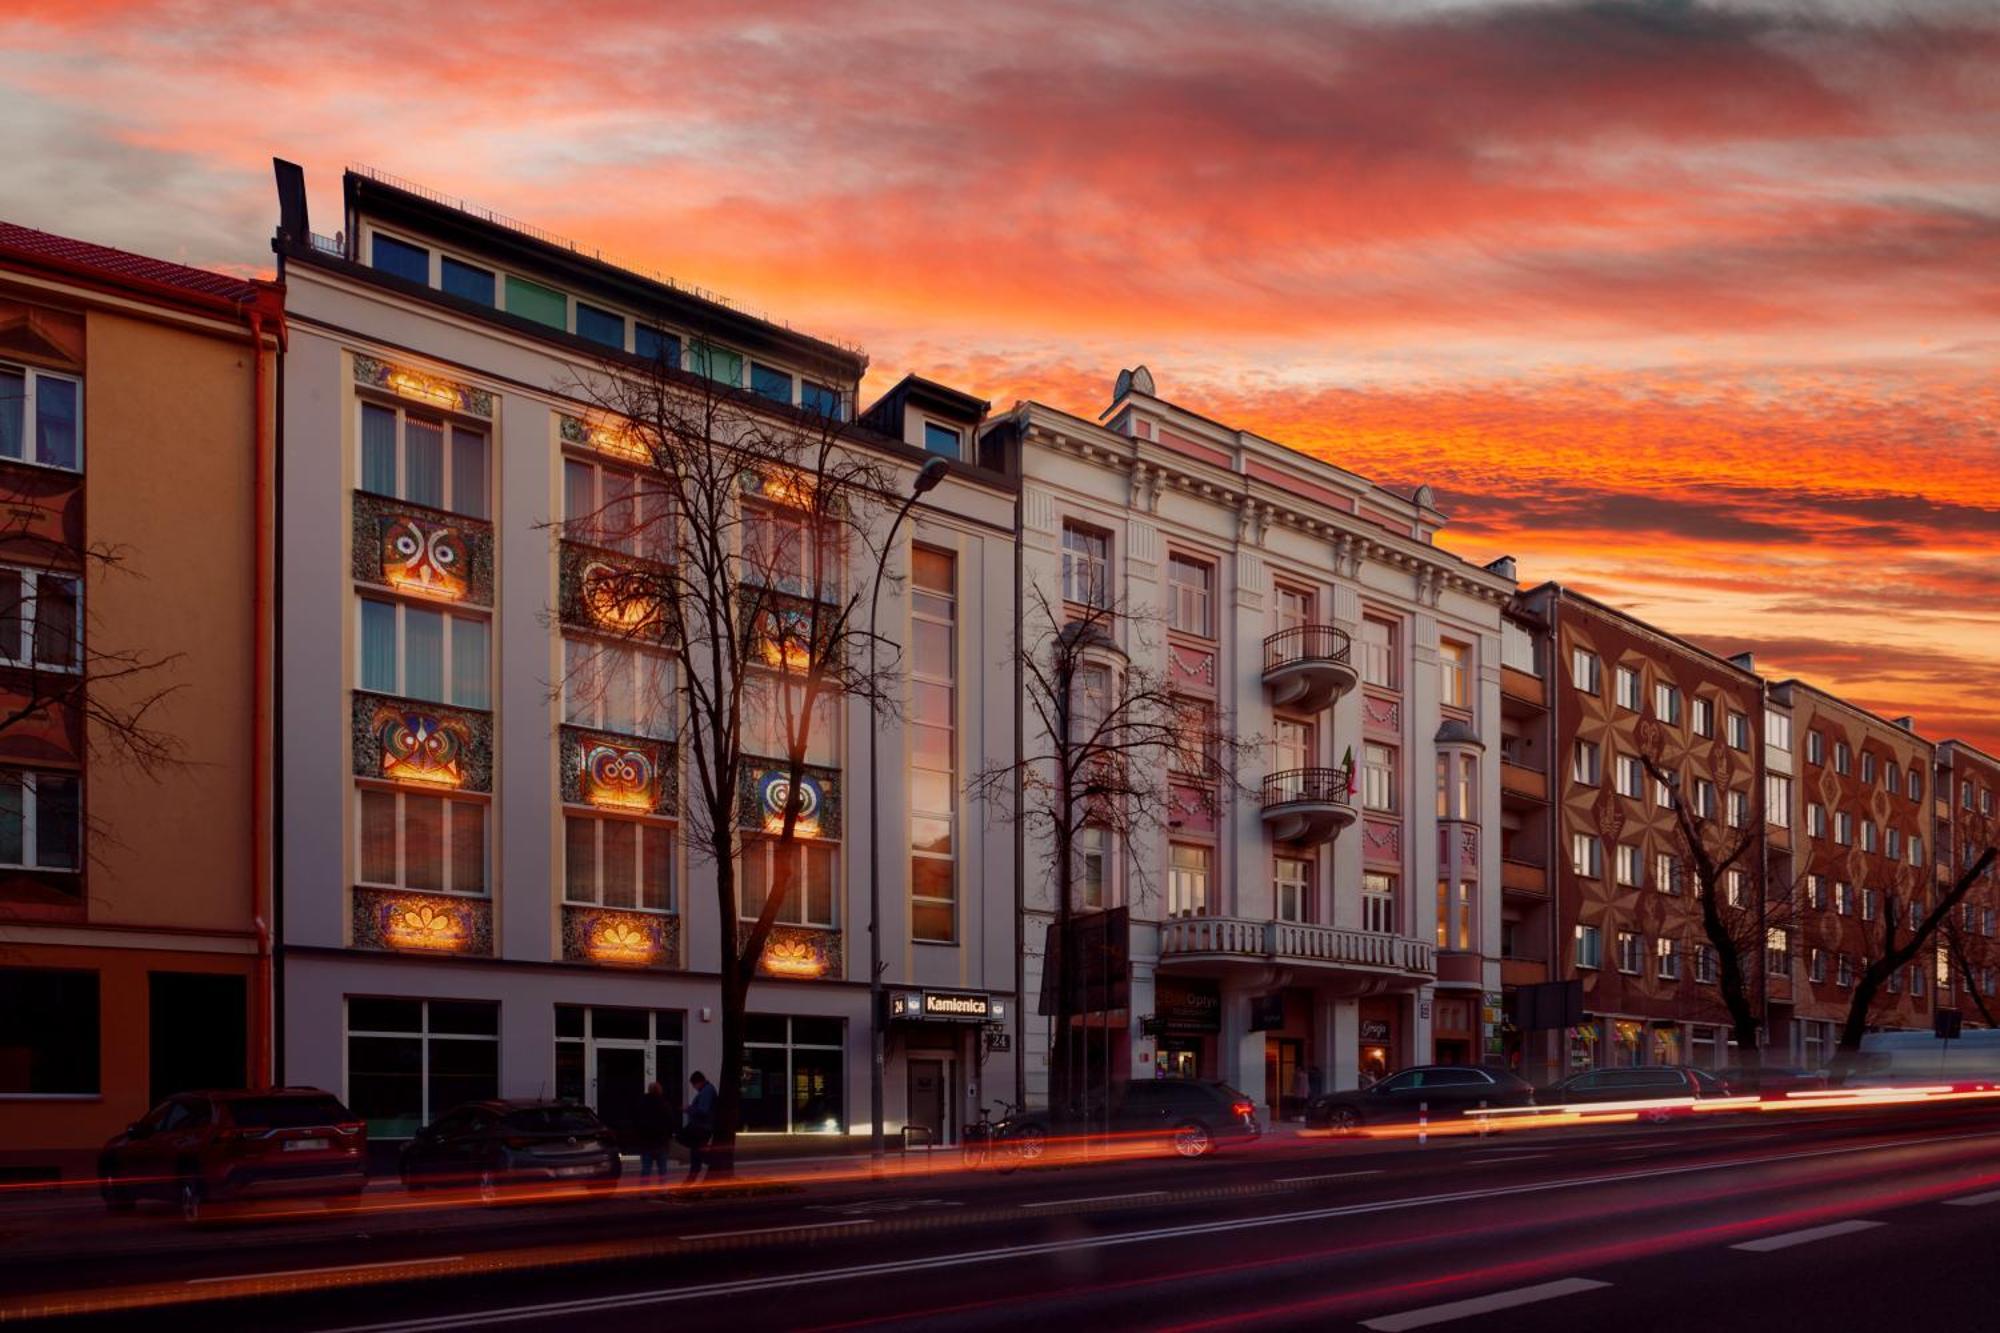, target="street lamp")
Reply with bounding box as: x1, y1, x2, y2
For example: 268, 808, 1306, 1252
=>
869, 454, 950, 1163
